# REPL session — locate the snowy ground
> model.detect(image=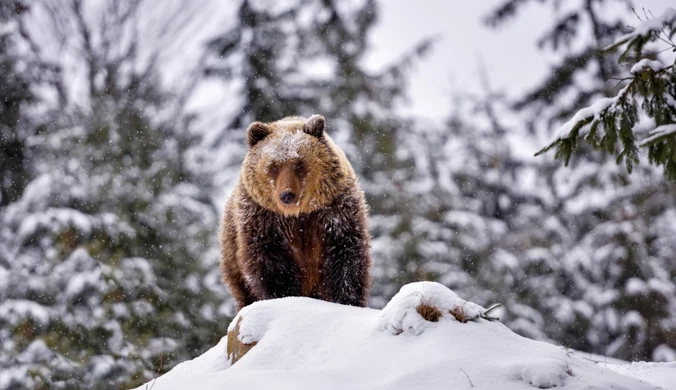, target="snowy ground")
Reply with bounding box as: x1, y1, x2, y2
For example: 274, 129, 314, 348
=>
135, 282, 674, 390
